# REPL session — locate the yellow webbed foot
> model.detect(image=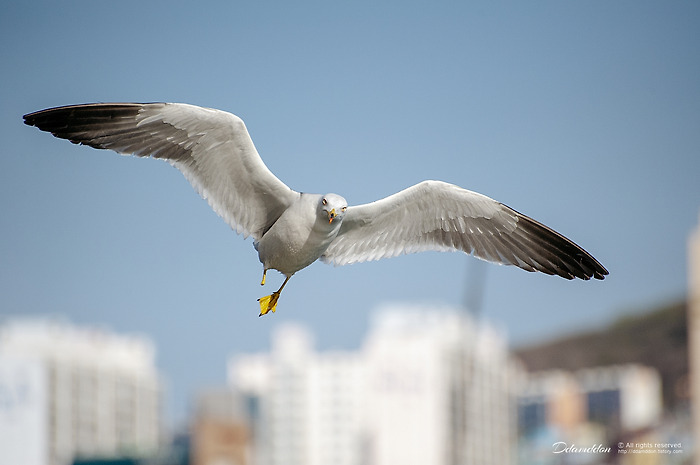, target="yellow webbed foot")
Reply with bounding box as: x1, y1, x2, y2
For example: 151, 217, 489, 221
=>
258, 292, 280, 317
